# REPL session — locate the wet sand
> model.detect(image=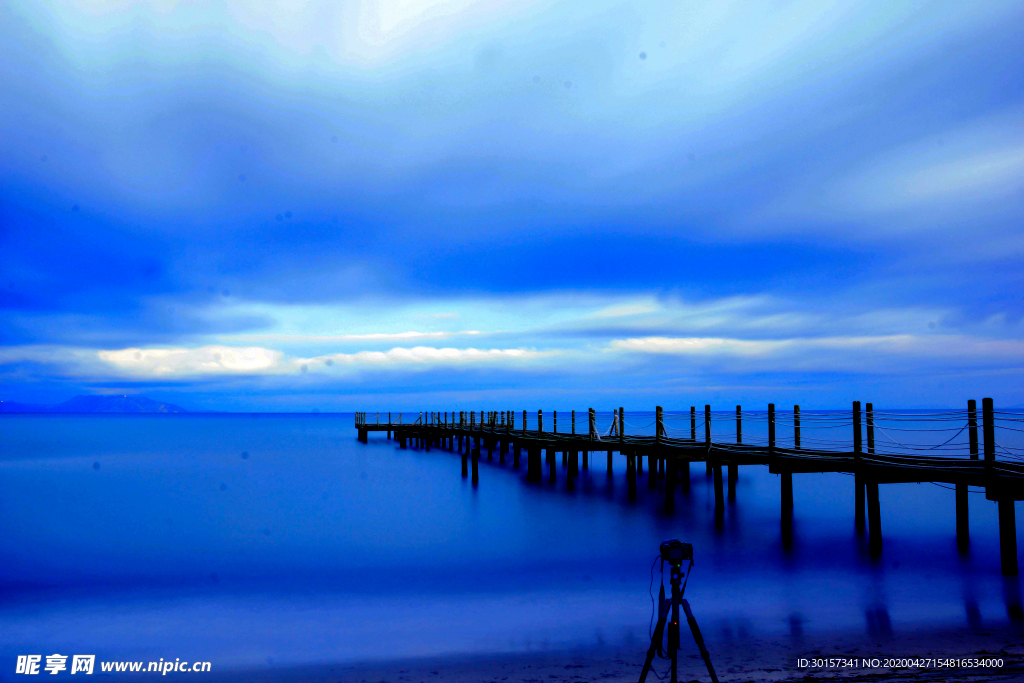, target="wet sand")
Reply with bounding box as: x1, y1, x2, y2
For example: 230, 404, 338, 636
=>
209, 623, 1024, 682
